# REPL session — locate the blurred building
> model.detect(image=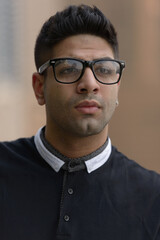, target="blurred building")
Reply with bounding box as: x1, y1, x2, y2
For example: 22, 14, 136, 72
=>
0, 0, 160, 172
